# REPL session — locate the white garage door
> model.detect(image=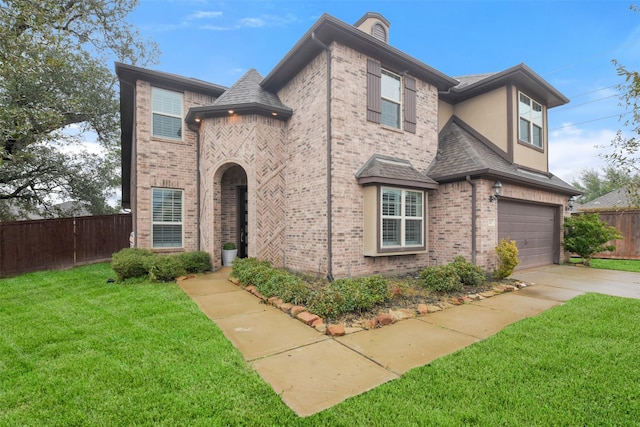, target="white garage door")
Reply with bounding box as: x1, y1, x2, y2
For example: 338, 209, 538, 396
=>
498, 201, 558, 269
